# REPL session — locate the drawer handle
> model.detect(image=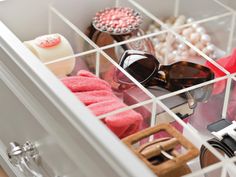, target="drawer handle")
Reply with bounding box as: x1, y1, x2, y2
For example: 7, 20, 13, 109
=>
7, 141, 43, 177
